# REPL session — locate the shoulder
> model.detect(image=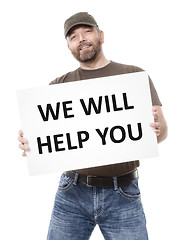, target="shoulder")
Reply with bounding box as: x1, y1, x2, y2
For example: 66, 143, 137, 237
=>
49, 69, 78, 85
110, 61, 144, 73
